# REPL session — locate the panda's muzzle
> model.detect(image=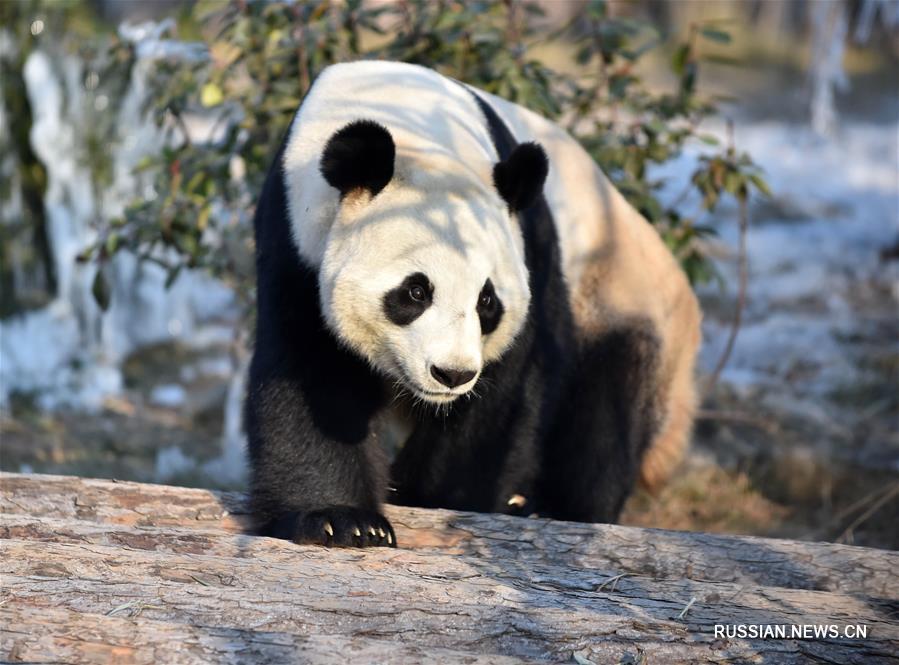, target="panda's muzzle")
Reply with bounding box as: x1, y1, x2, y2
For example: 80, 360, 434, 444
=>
430, 366, 477, 389
392, 360, 478, 402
